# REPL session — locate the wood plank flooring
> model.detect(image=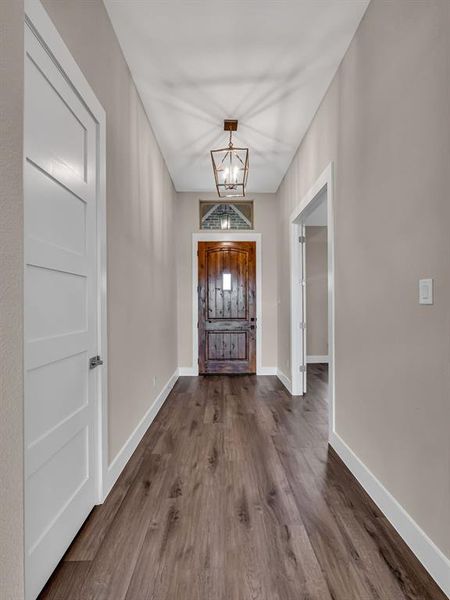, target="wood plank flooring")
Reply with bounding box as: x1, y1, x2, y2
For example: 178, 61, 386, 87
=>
39, 365, 447, 599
